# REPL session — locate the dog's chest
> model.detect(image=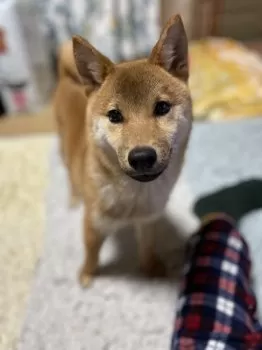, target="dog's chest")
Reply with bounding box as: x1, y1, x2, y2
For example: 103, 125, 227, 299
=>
93, 162, 179, 233
100, 179, 168, 217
